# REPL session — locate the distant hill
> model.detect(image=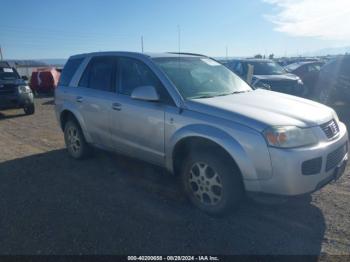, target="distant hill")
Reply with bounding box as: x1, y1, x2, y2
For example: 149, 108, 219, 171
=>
4, 59, 67, 68
39, 59, 67, 67
6, 60, 48, 67
303, 46, 350, 56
